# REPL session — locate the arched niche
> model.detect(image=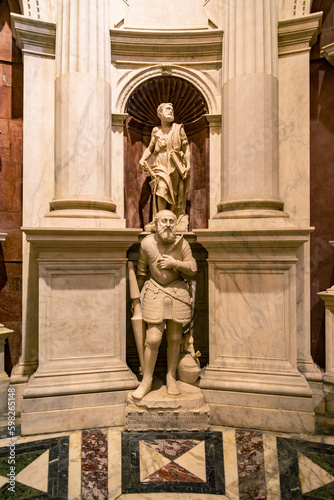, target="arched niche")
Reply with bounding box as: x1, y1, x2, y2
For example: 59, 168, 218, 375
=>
124, 76, 210, 230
